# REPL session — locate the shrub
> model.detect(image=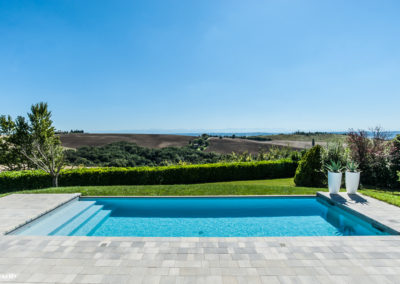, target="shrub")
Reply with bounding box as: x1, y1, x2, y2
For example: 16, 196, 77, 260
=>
65, 141, 221, 167
347, 128, 393, 188
347, 129, 370, 170
230, 147, 302, 163
0, 159, 298, 193
390, 135, 400, 187
294, 145, 325, 187
322, 140, 348, 166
